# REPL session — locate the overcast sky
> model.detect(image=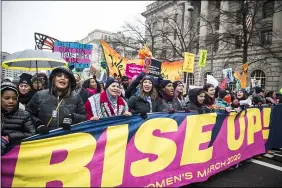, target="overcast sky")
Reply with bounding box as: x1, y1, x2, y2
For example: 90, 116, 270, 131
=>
2, 1, 154, 54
